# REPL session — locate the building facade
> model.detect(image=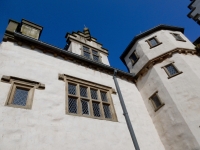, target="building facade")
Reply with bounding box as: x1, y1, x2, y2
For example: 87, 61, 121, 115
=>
0, 19, 199, 150
188, 0, 200, 25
